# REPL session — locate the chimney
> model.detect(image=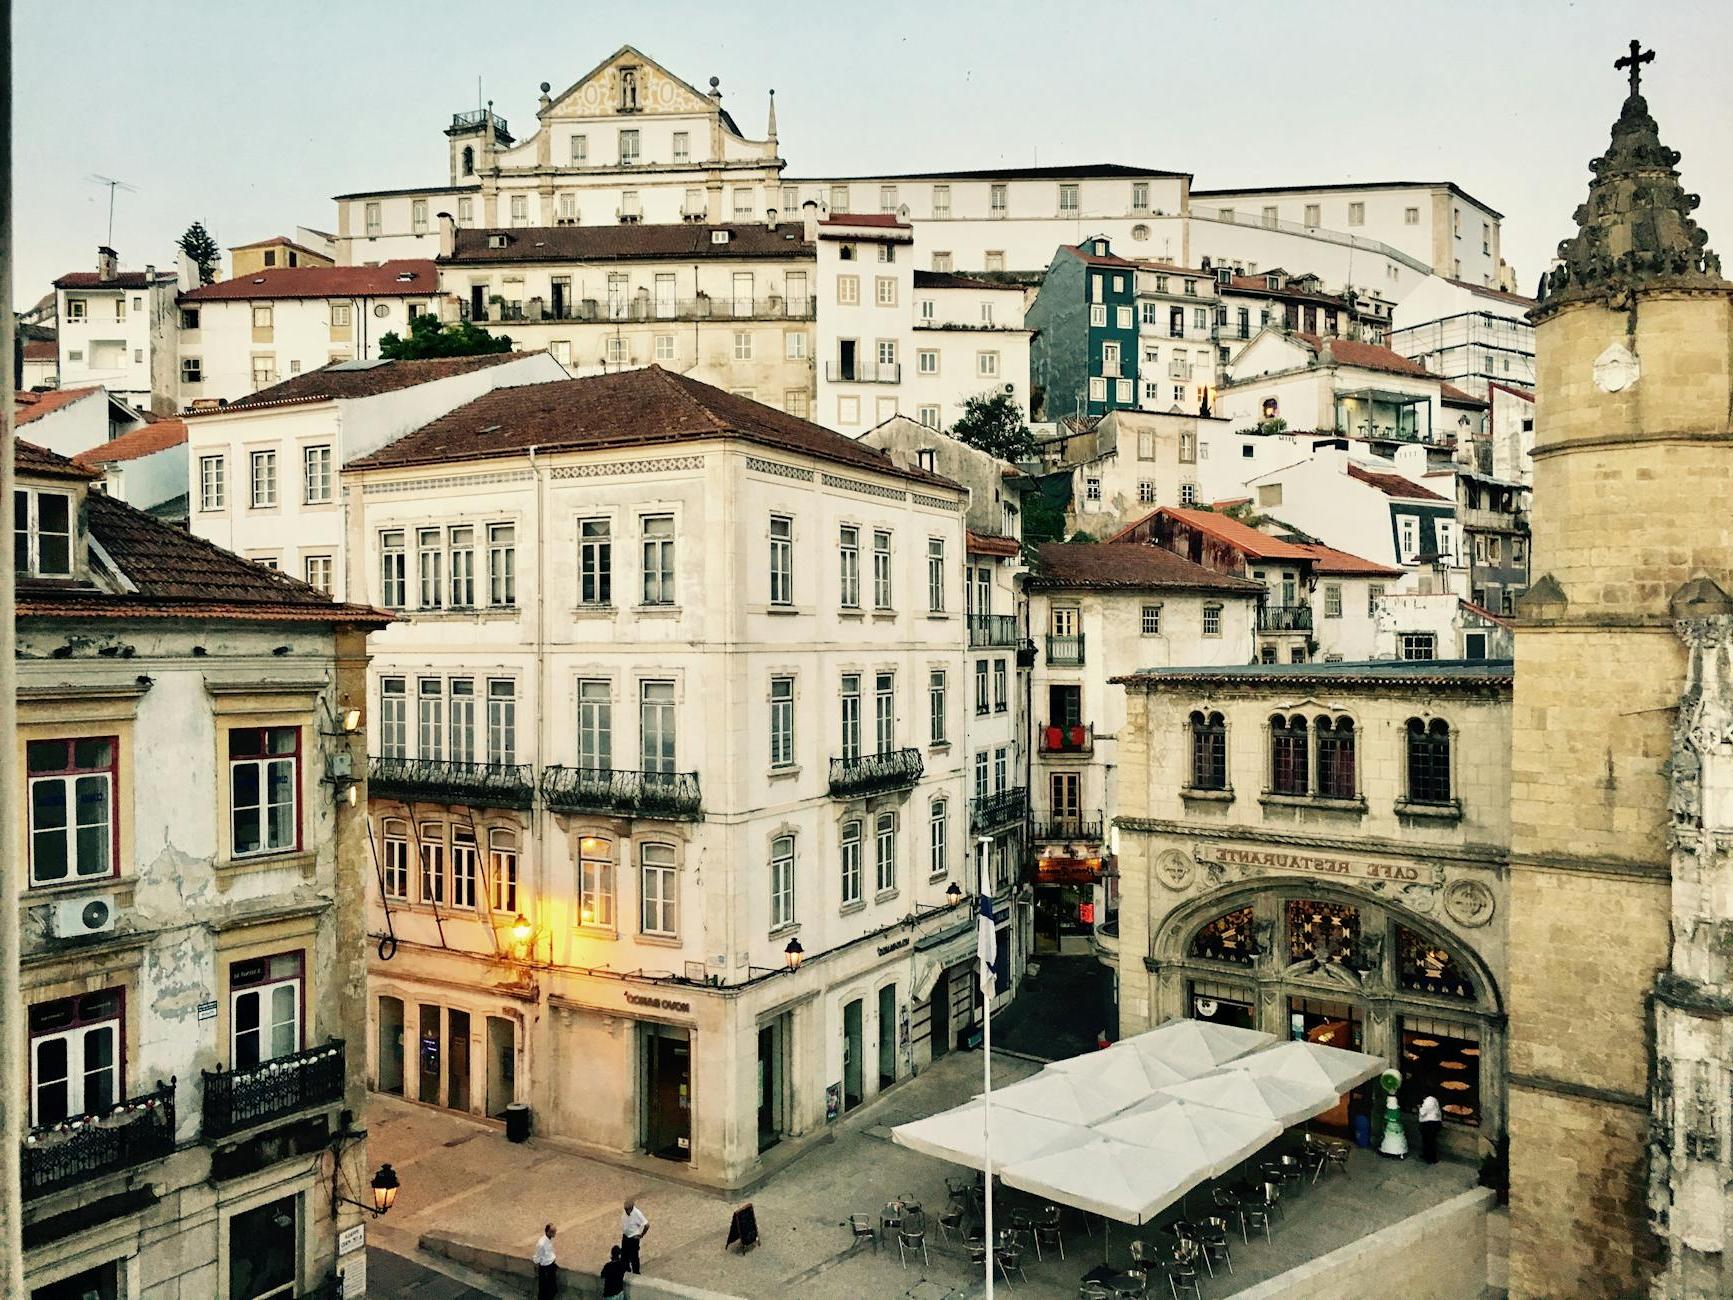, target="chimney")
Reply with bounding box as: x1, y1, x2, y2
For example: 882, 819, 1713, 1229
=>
765, 207, 778, 231
1318, 336, 1334, 366
144, 264, 156, 290
437, 211, 457, 259
801, 198, 819, 244
96, 246, 118, 281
